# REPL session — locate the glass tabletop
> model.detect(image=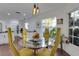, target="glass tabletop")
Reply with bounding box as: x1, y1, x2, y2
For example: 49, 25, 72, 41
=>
26, 38, 55, 49
18, 37, 55, 49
